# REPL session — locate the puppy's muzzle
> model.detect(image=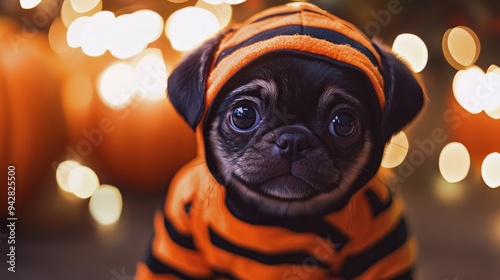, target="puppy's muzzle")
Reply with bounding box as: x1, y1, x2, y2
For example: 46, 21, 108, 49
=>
273, 126, 312, 163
